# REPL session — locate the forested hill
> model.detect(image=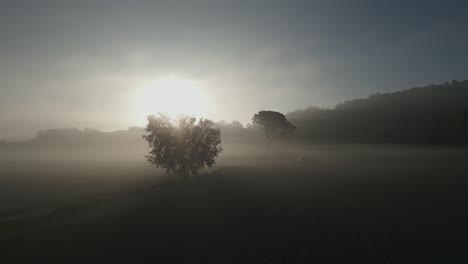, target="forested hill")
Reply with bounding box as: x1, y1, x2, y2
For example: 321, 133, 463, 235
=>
287, 79, 468, 144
